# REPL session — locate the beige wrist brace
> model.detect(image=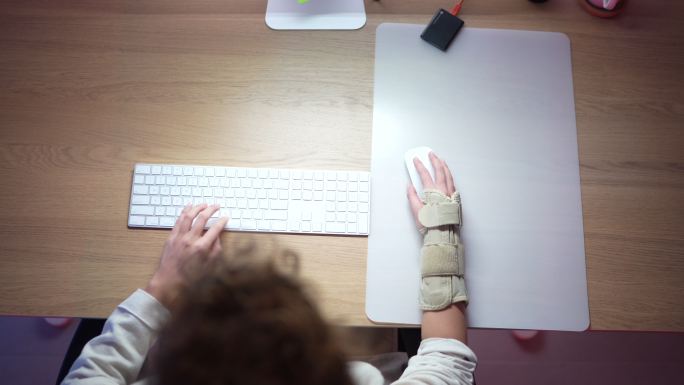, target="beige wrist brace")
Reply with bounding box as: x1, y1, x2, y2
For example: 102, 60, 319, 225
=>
418, 189, 468, 311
